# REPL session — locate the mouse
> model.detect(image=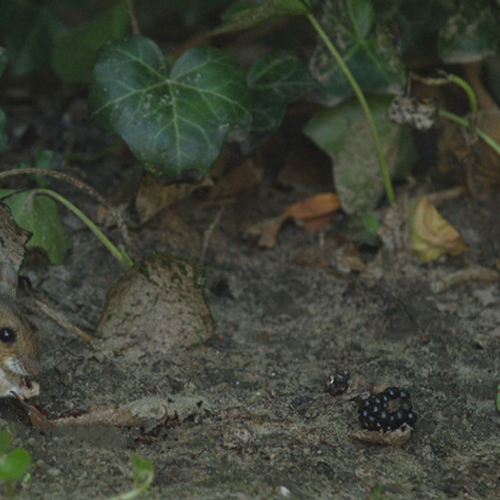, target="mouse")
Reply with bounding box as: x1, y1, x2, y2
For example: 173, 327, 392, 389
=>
0, 262, 40, 400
